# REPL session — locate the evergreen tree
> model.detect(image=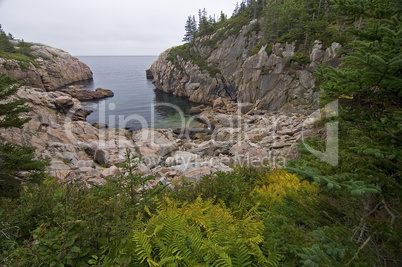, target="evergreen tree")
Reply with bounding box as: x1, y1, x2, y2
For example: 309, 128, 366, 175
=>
198, 8, 213, 36
183, 15, 197, 43
219, 11, 227, 23
263, 0, 335, 48
0, 75, 47, 198
0, 75, 31, 128
233, 2, 240, 15
0, 31, 15, 53
288, 0, 402, 264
